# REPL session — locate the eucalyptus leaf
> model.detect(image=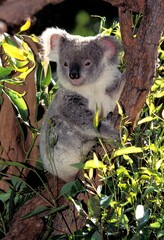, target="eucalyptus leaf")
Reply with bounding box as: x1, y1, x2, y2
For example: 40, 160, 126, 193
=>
19, 18, 31, 33
88, 196, 100, 218
21, 205, 48, 220
2, 87, 29, 121
47, 205, 66, 215
0, 66, 12, 79
84, 159, 106, 169
2, 42, 27, 60
41, 64, 52, 88
137, 208, 150, 229
150, 222, 161, 229
35, 60, 44, 92
60, 179, 85, 197
100, 195, 113, 208
138, 116, 155, 125
113, 146, 143, 158
91, 231, 103, 240
157, 230, 164, 238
